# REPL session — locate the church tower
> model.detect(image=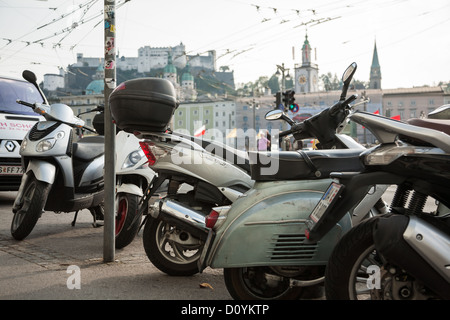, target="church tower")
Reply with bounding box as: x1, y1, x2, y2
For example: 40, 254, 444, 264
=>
294, 34, 319, 93
369, 41, 381, 89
